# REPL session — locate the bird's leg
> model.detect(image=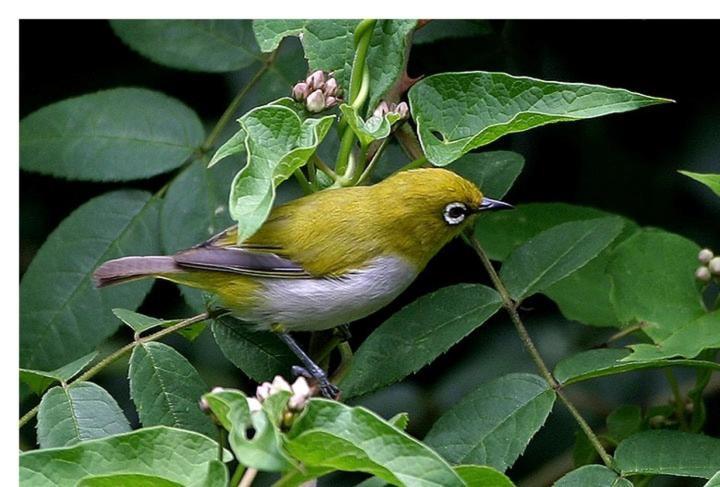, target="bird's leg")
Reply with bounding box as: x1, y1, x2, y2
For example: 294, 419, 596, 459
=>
278, 332, 340, 399
334, 324, 352, 342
